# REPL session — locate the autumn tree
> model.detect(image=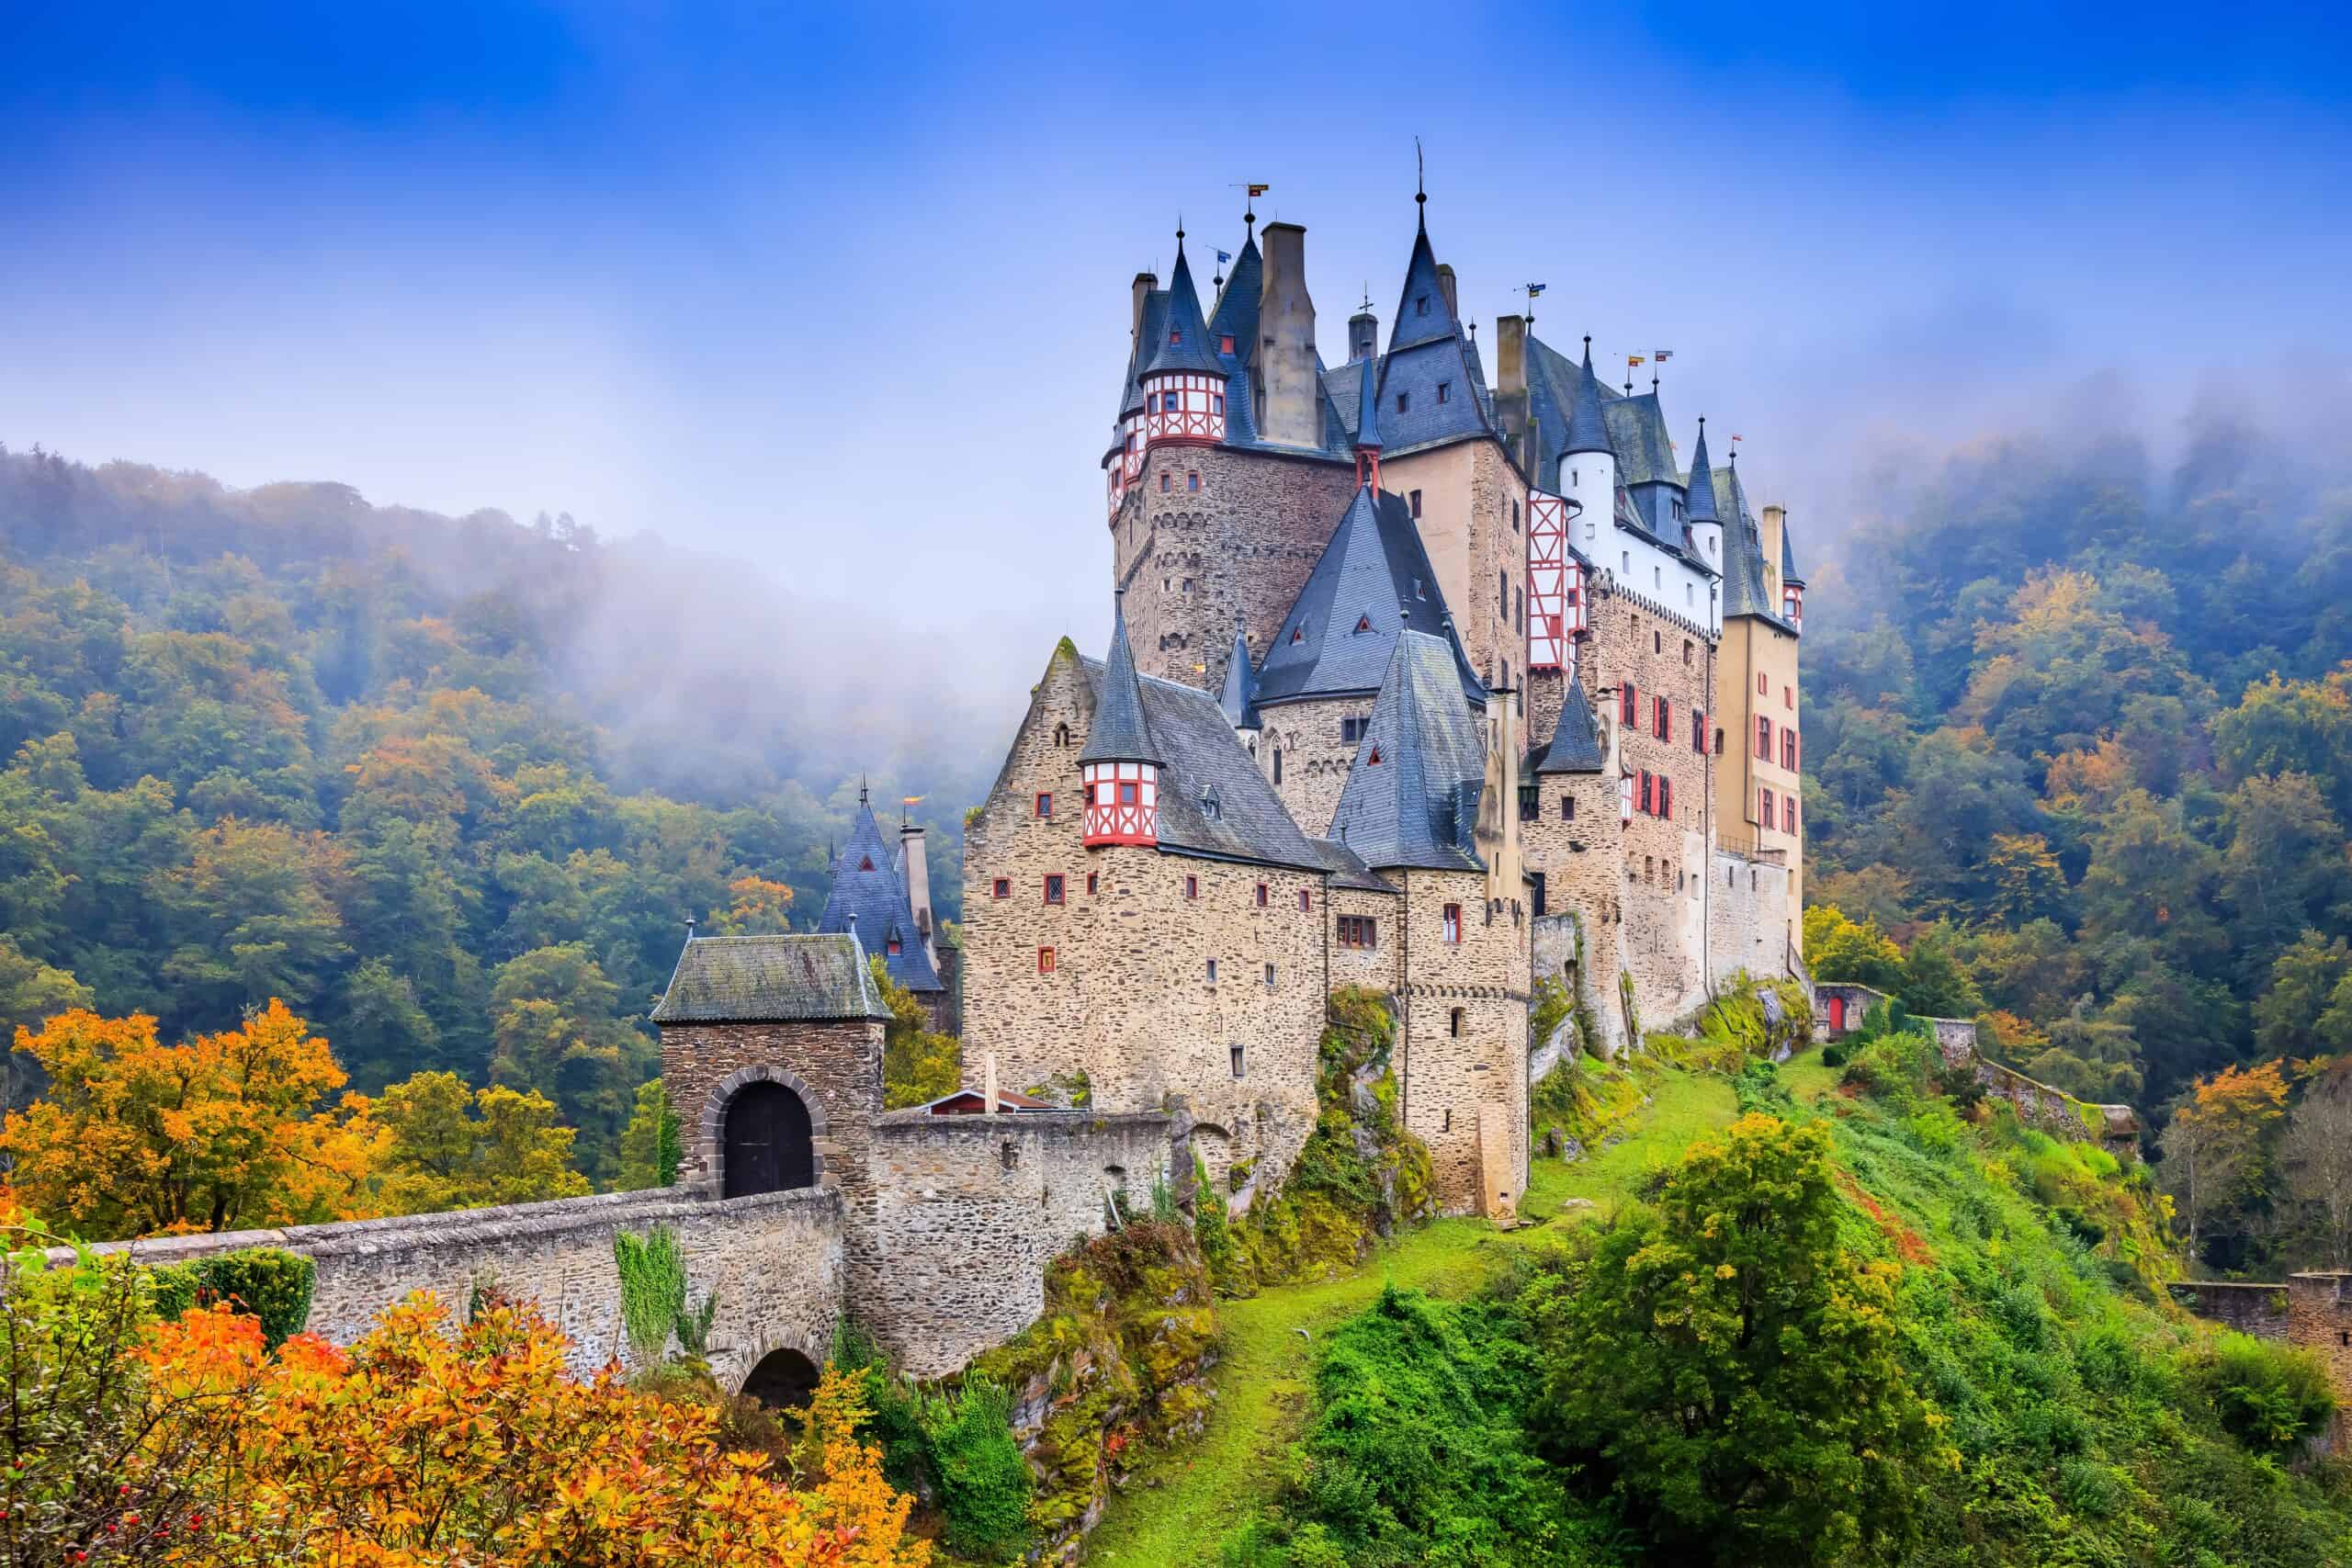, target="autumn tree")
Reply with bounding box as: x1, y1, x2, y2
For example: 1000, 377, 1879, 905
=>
488, 942, 654, 1180
1518, 1114, 1951, 1565
371, 1069, 590, 1214
873, 957, 958, 1110
708, 873, 797, 936
1, 1001, 380, 1237
1802, 905, 1905, 994
2284, 1067, 2352, 1269
2159, 1061, 2290, 1265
